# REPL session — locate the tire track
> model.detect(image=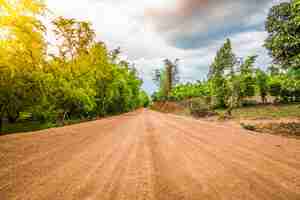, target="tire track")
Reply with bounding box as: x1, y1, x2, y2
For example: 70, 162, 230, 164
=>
1, 109, 299, 200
